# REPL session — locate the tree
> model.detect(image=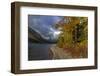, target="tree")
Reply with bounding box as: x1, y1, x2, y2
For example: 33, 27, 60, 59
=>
54, 16, 88, 58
